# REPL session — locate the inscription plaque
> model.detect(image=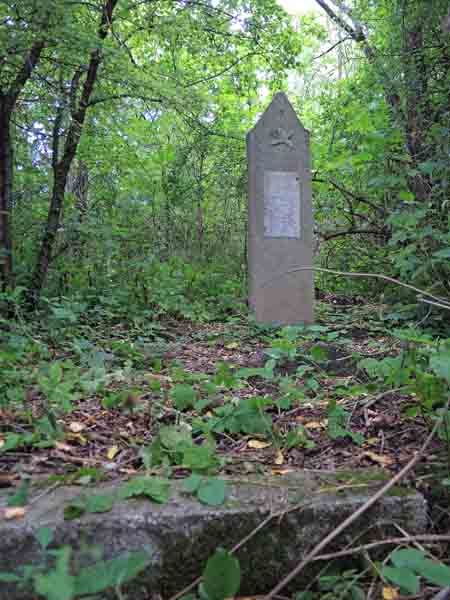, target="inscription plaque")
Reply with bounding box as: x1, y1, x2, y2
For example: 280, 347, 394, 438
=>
264, 171, 300, 238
